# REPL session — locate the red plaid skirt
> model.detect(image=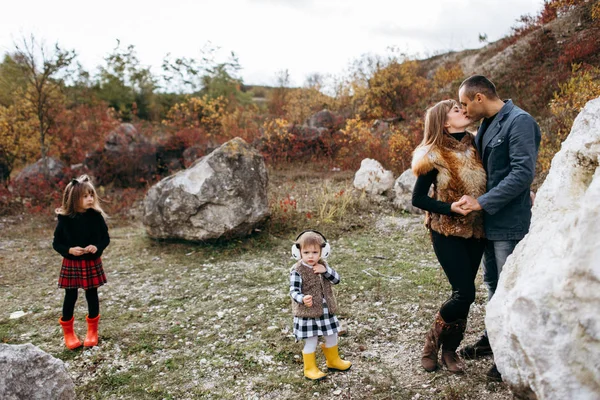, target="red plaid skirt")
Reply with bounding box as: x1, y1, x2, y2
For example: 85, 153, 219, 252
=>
58, 257, 107, 289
